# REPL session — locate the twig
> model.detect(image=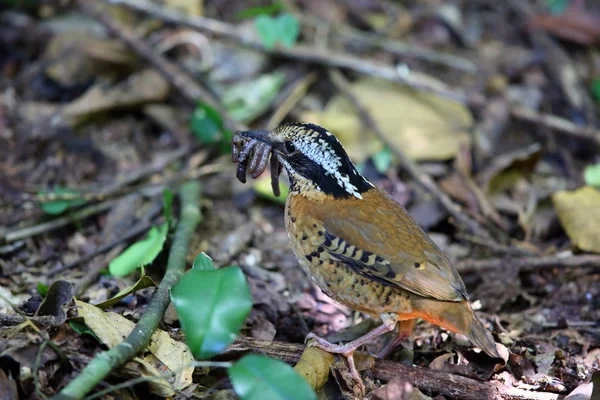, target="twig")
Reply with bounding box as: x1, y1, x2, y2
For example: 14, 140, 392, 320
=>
0, 314, 60, 327
511, 107, 600, 146
456, 254, 600, 273
4, 201, 115, 243
105, 0, 600, 146
52, 181, 202, 400
455, 233, 539, 257
221, 336, 561, 400
328, 69, 496, 241
77, 0, 243, 132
